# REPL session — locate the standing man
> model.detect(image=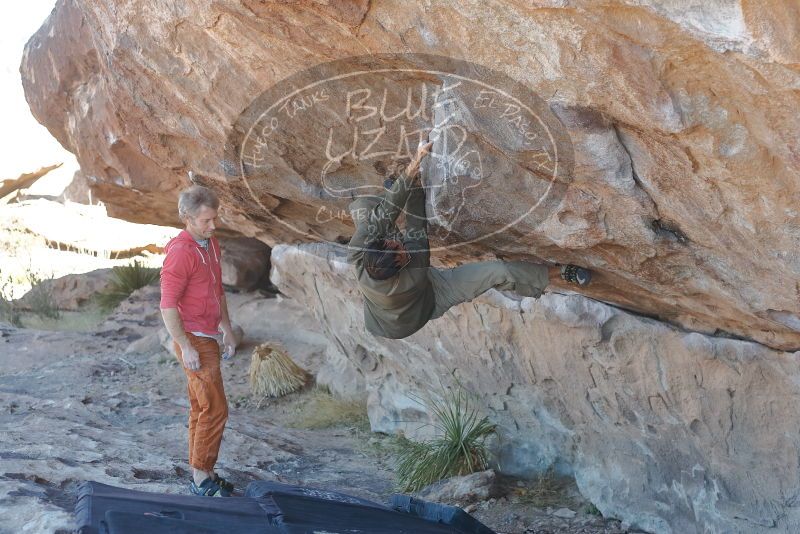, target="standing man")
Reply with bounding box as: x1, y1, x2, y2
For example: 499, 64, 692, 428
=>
348, 140, 592, 340
160, 184, 237, 497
